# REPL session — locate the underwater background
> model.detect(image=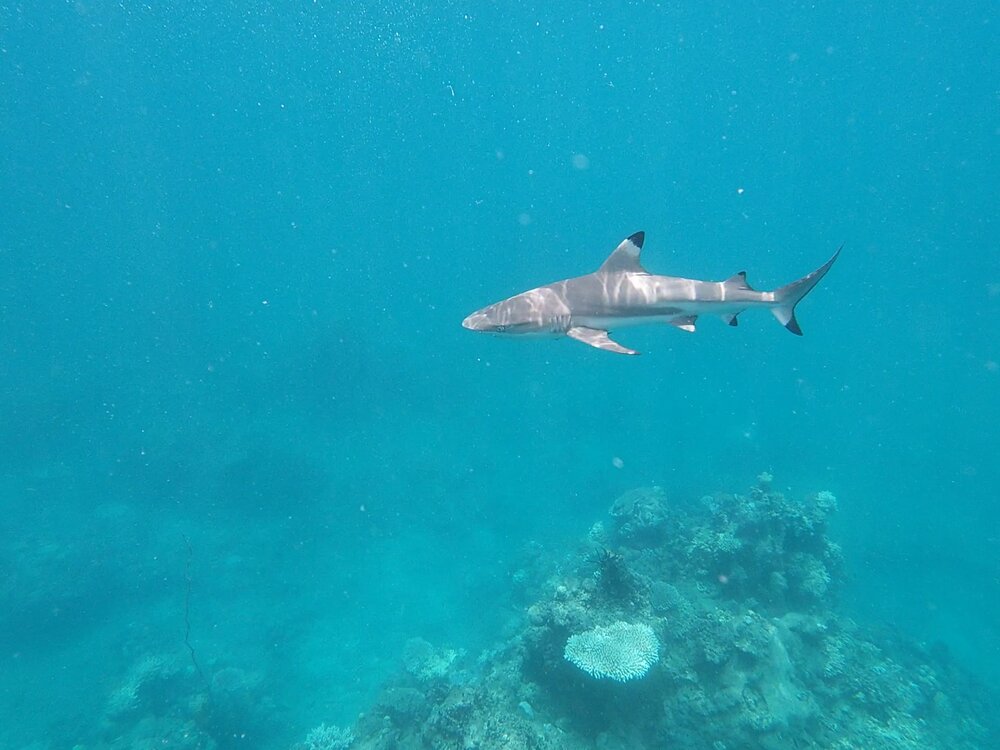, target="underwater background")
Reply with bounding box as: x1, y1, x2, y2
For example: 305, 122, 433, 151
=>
1, 1, 997, 748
